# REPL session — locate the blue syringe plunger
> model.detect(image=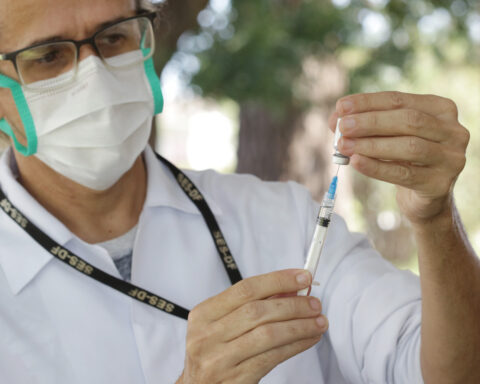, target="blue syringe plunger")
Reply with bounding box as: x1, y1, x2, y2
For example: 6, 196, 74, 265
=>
327, 176, 338, 200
